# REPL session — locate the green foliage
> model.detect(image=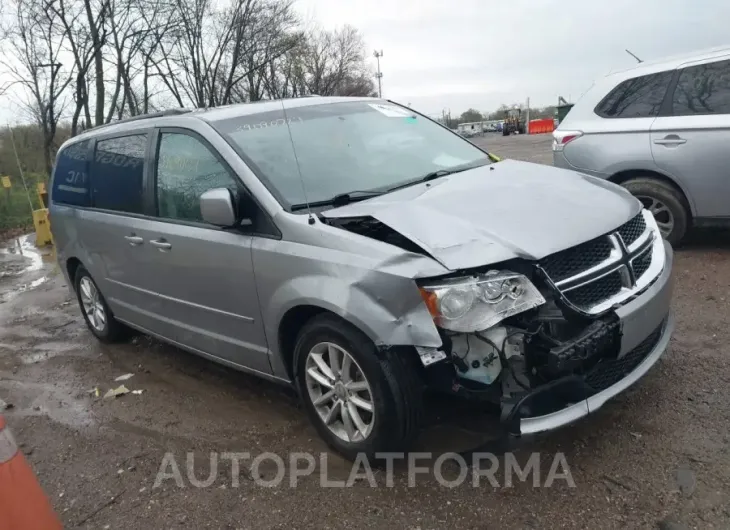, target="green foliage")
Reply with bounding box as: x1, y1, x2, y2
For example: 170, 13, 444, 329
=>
0, 125, 71, 180
0, 172, 46, 230
459, 108, 484, 123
